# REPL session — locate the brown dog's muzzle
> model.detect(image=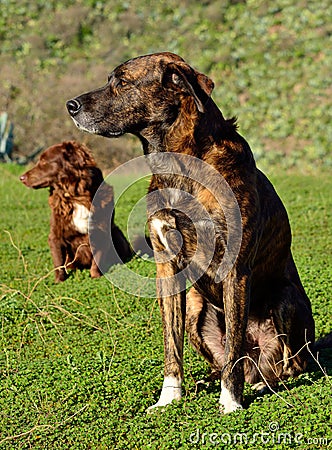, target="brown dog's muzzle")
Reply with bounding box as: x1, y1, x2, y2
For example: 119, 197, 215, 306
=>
19, 174, 28, 185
